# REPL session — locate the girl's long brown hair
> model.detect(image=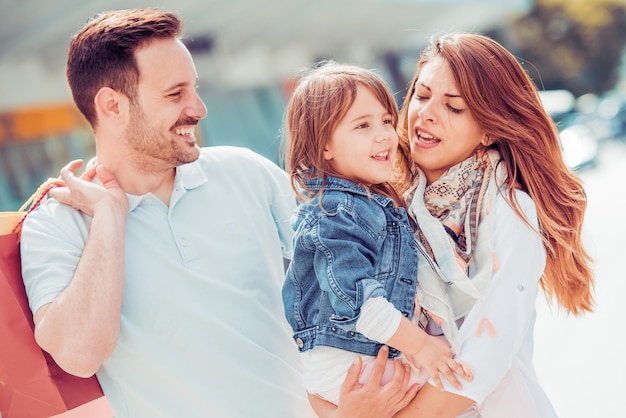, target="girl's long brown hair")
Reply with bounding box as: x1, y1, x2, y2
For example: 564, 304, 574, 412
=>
397, 33, 594, 315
